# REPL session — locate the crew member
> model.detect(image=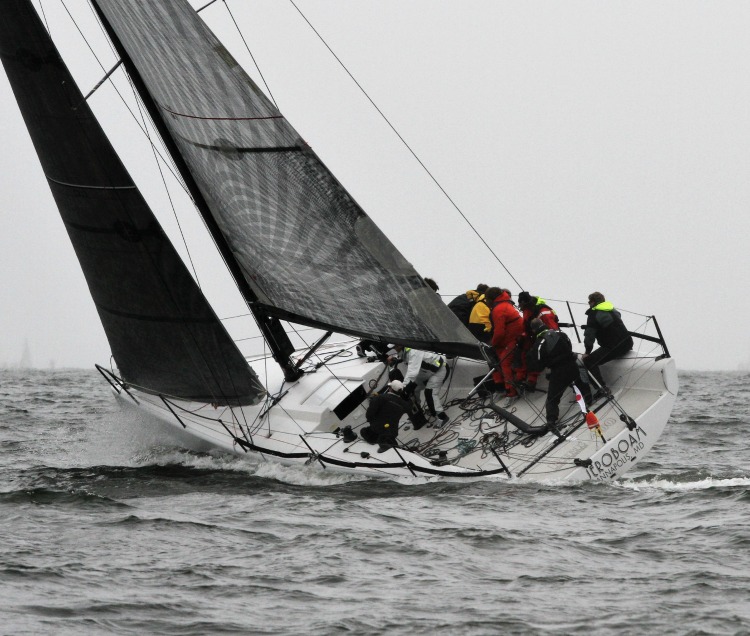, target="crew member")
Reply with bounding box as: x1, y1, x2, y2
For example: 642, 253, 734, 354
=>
486, 287, 524, 405
528, 318, 592, 433
516, 292, 559, 390
389, 345, 449, 424
582, 292, 634, 393
361, 380, 410, 451
447, 284, 488, 330
468, 287, 492, 344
